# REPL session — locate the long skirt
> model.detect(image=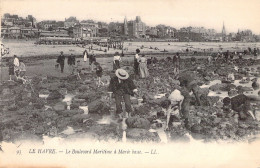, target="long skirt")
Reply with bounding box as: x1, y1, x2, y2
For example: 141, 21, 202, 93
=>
139, 63, 149, 78
113, 60, 120, 70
